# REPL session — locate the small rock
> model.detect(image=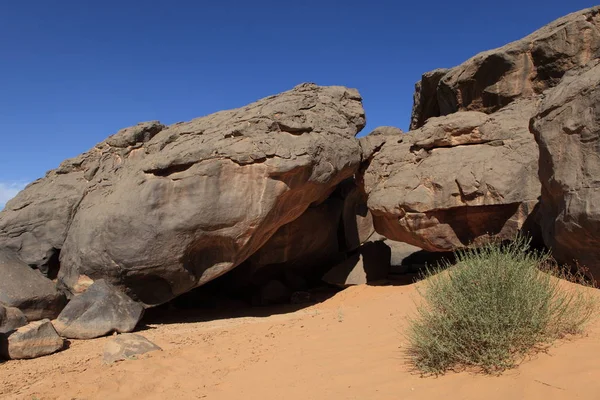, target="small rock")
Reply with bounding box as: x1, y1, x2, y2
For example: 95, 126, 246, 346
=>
323, 241, 391, 287
257, 279, 291, 306
0, 319, 64, 359
290, 291, 312, 304
0, 304, 28, 334
103, 333, 161, 364
53, 280, 145, 339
